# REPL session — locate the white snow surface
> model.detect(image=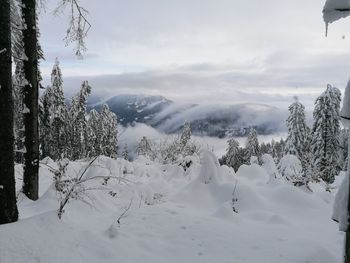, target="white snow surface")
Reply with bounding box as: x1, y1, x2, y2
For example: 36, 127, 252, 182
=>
0, 153, 343, 263
332, 172, 349, 231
